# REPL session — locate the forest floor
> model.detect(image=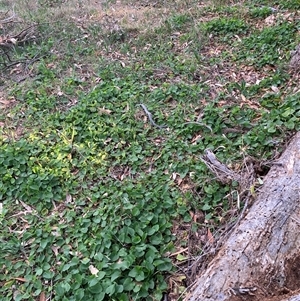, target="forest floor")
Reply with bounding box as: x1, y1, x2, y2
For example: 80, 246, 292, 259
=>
0, 0, 300, 300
